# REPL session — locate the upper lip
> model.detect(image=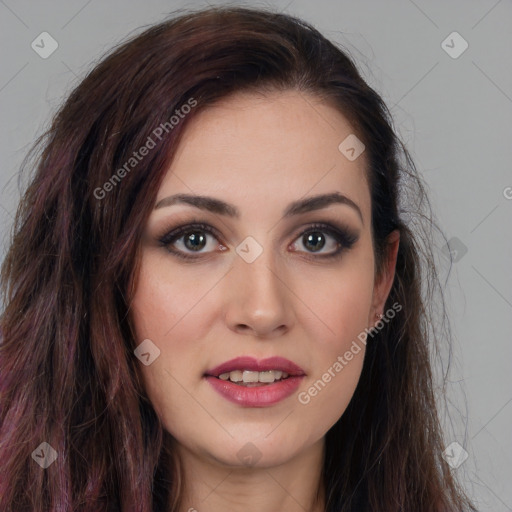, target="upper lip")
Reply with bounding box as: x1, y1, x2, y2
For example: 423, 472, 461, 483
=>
205, 356, 305, 377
